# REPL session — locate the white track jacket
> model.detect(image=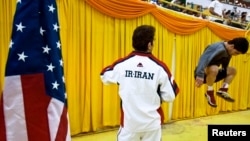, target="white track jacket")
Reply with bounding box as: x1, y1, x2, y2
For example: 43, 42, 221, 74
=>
100, 51, 179, 132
